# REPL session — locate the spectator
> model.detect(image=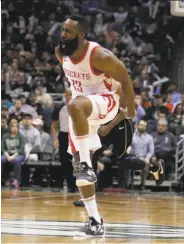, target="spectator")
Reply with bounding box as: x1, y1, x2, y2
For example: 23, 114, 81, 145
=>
19, 113, 41, 162
11, 72, 31, 93
5, 61, 20, 92
35, 85, 53, 108
144, 94, 169, 121
1, 115, 9, 139
9, 97, 38, 120
9, 118, 19, 127
27, 92, 44, 118
135, 95, 146, 123
128, 36, 147, 57
141, 90, 152, 110
131, 120, 155, 189
168, 102, 184, 136
17, 94, 28, 106
139, 67, 150, 88
32, 118, 53, 154
113, 6, 128, 24
1, 105, 9, 120
146, 111, 167, 134
138, 56, 149, 73
151, 118, 176, 179
34, 85, 53, 132
9, 98, 24, 122
120, 32, 134, 48
168, 83, 182, 105
1, 122, 25, 188
18, 94, 39, 118
1, 81, 13, 108
164, 92, 173, 113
